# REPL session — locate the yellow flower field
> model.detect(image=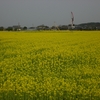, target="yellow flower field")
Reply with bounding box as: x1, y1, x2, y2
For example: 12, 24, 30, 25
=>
0, 31, 100, 100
